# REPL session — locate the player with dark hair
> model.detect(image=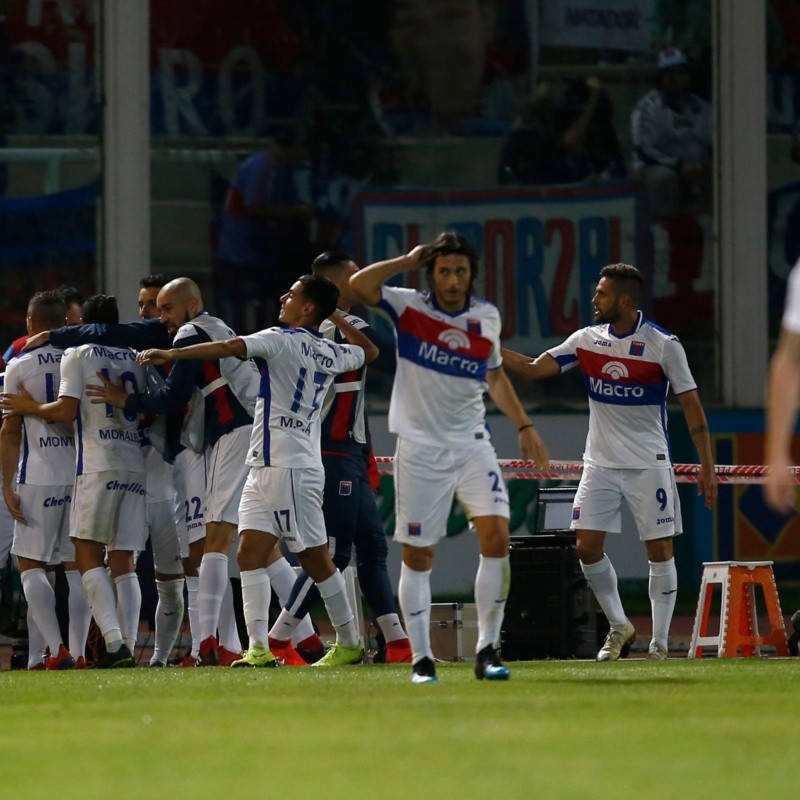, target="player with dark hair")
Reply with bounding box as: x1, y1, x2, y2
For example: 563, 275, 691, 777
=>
1, 290, 91, 670
266, 252, 412, 665
350, 232, 550, 683
1, 284, 83, 370
502, 263, 717, 661
1, 294, 149, 668
138, 274, 379, 668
